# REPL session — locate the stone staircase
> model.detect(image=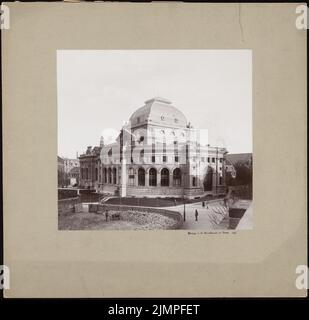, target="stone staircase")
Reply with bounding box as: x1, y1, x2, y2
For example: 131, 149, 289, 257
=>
206, 200, 229, 227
